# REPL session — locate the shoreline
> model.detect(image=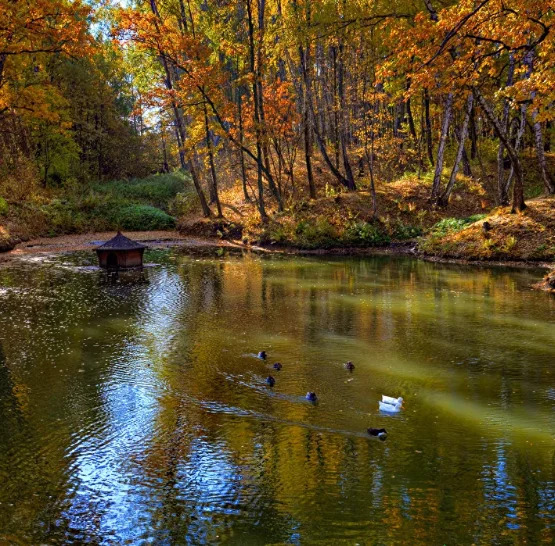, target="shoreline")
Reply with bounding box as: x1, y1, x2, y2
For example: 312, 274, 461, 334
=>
1, 230, 552, 272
